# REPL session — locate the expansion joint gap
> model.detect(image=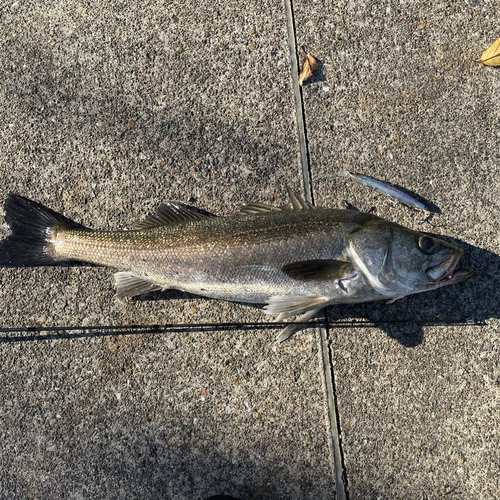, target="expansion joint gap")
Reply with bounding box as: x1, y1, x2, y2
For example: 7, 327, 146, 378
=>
283, 0, 314, 205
